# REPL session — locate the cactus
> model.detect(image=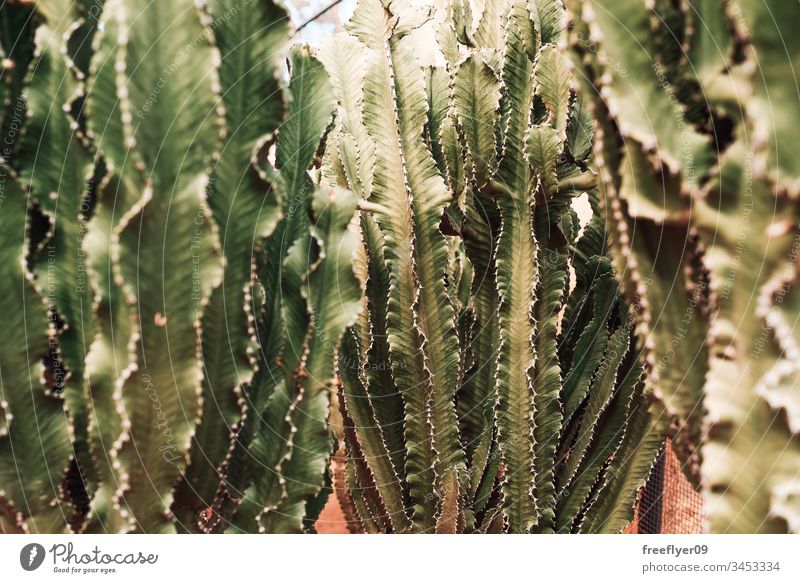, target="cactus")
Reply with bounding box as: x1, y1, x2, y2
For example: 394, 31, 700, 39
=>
318, 0, 660, 533
565, 0, 713, 490
0, 167, 74, 533
1, 0, 796, 535
170, 0, 290, 532
572, 0, 800, 533
0, 0, 357, 534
